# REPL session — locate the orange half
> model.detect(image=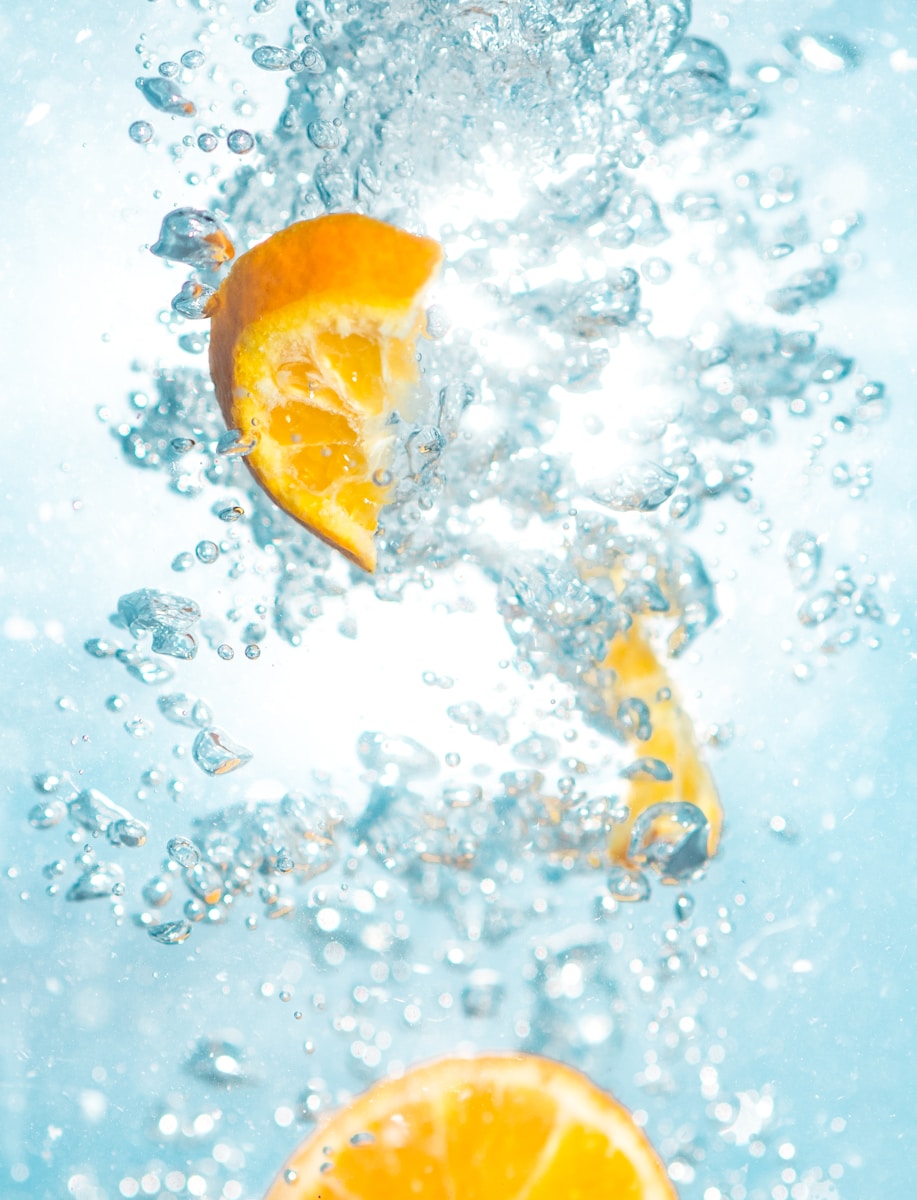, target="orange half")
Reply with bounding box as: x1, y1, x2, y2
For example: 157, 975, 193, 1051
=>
264, 1053, 676, 1200
208, 214, 443, 571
